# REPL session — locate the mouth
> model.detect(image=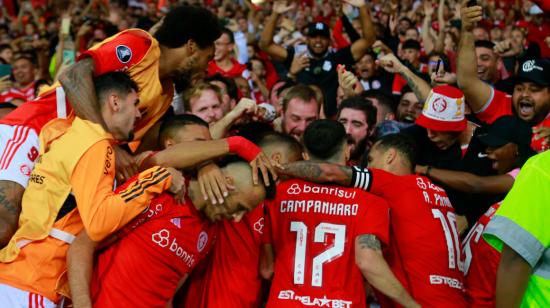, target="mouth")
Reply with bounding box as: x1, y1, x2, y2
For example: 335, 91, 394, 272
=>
492, 161, 498, 170
517, 100, 535, 118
